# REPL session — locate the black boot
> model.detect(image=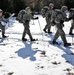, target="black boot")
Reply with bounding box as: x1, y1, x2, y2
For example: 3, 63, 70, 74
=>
48, 31, 52, 34
30, 39, 36, 41
43, 29, 47, 33
69, 32, 74, 35
2, 35, 7, 38
22, 38, 27, 41
64, 43, 71, 47
52, 40, 58, 44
